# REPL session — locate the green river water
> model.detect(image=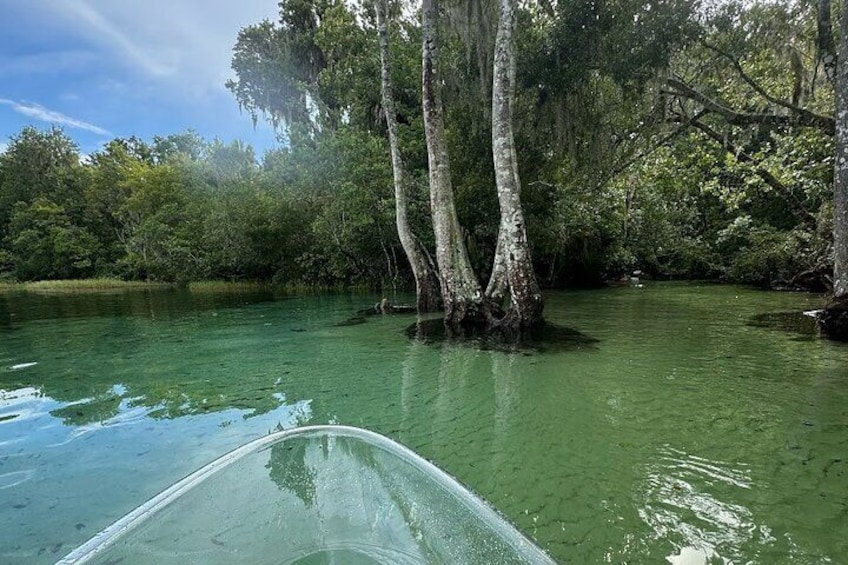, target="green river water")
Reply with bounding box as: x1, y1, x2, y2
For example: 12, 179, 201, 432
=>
0, 283, 846, 564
